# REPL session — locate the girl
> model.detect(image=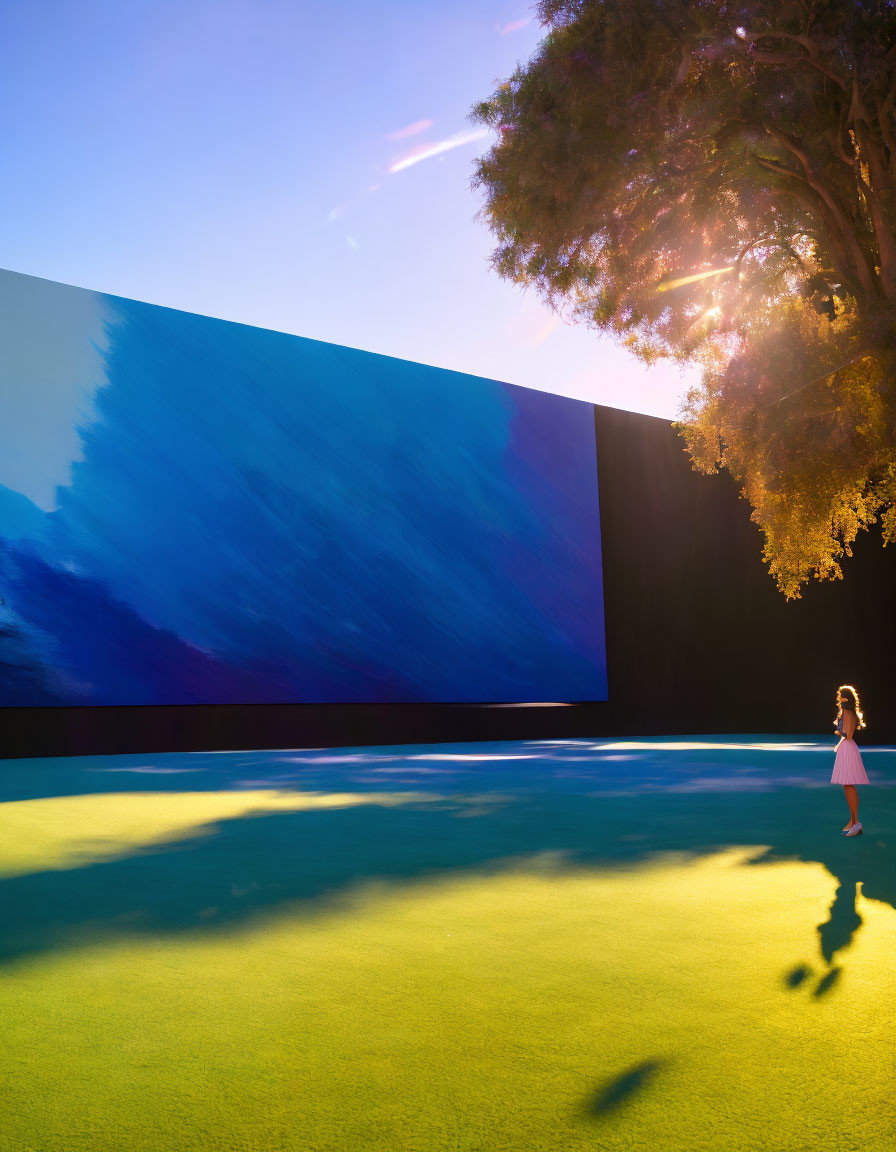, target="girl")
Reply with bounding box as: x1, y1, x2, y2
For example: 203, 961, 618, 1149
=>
832, 684, 868, 836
